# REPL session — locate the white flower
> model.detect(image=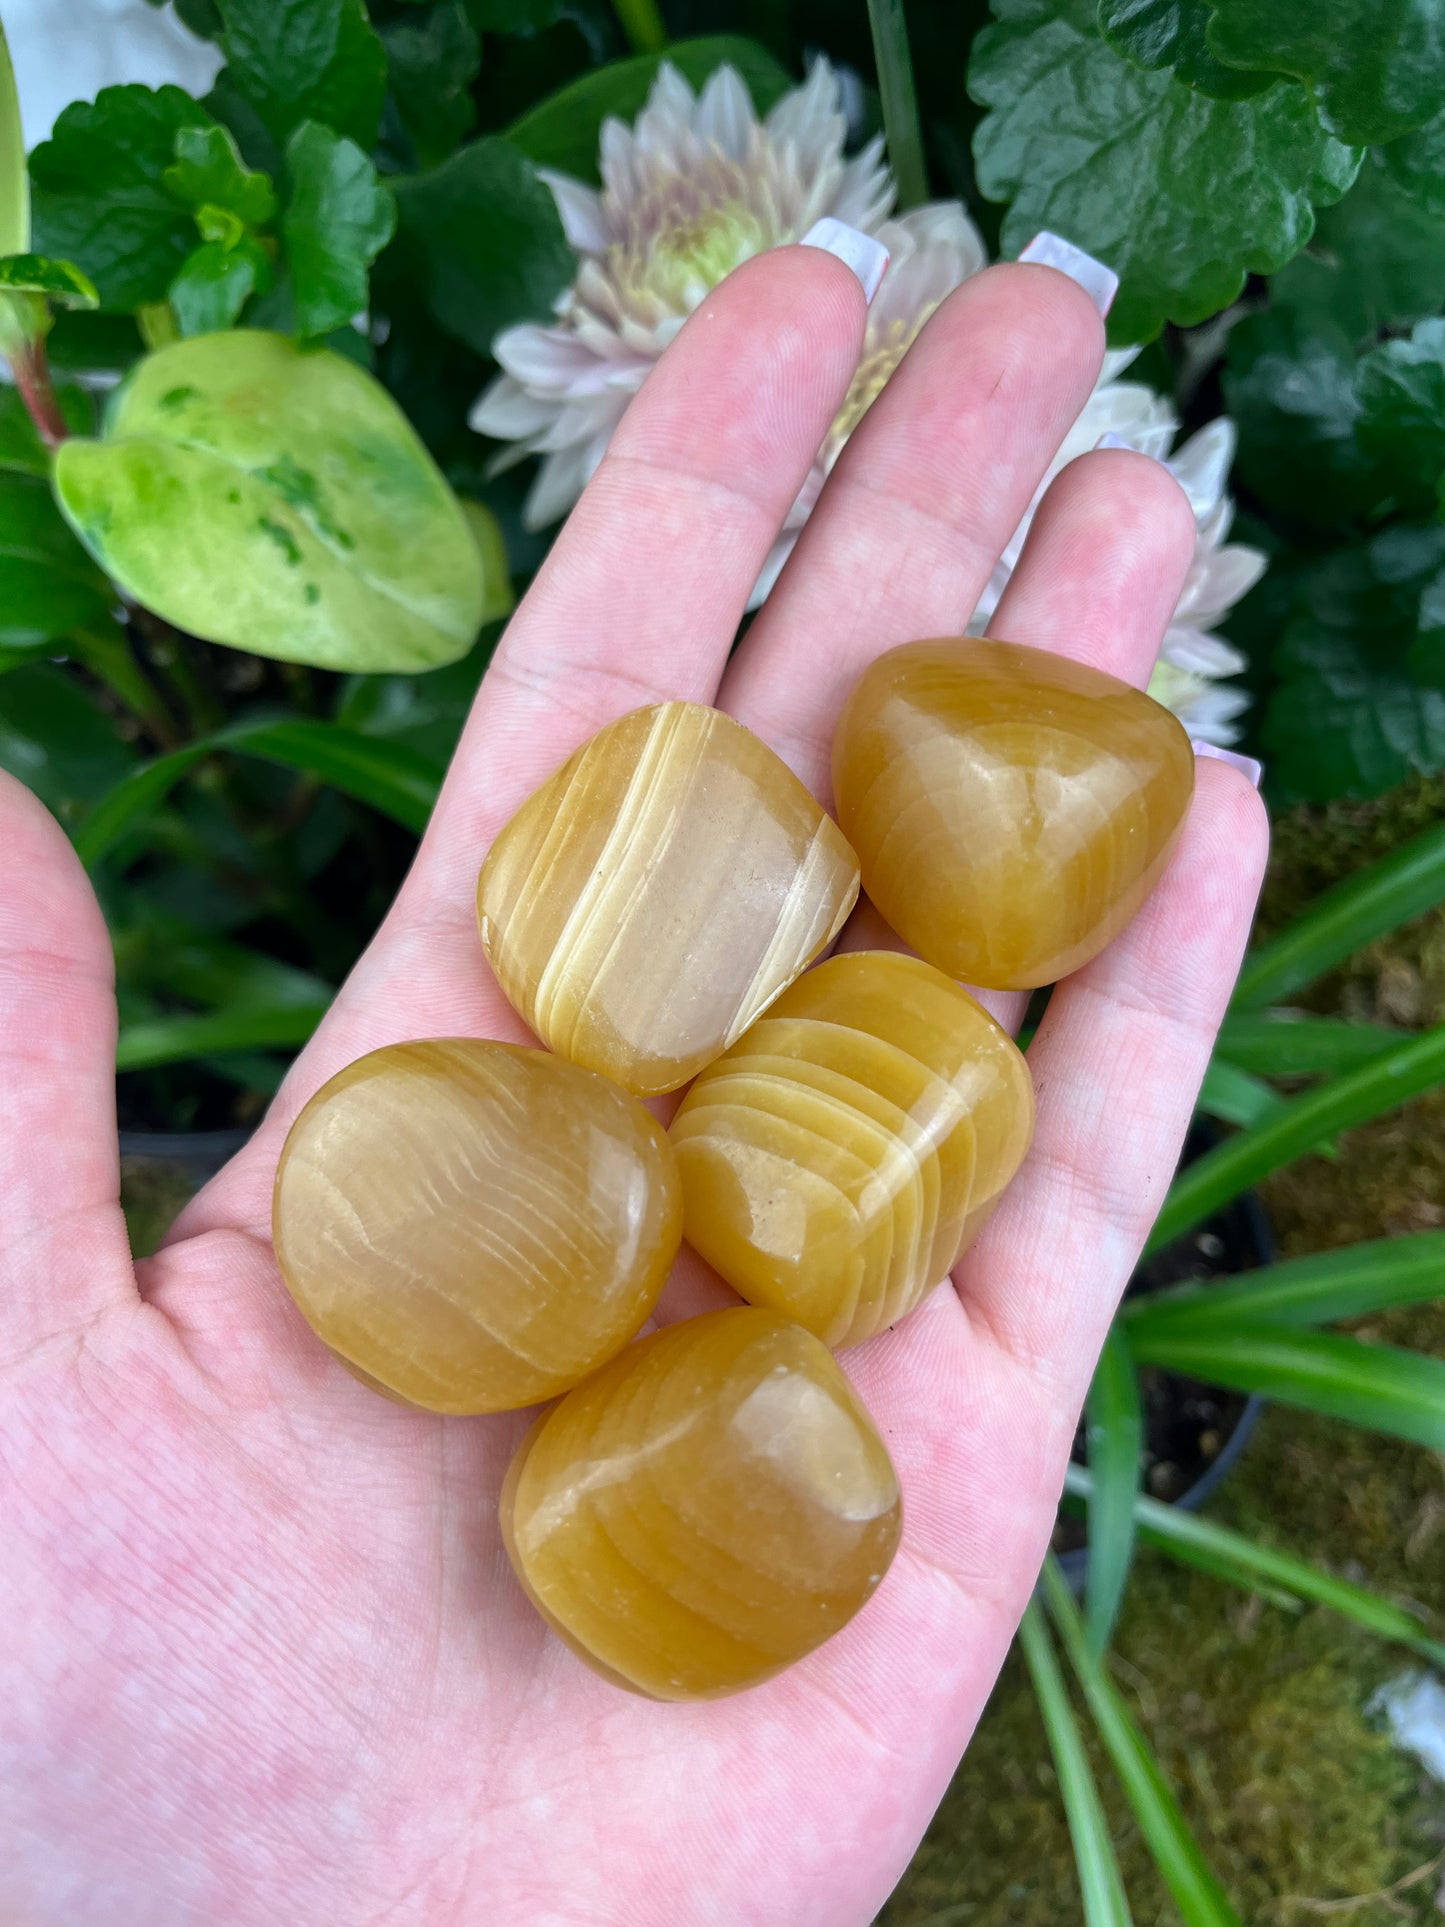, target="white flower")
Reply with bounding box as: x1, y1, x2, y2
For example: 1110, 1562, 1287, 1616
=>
472, 58, 1265, 745
470, 58, 892, 529
6, 0, 222, 147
